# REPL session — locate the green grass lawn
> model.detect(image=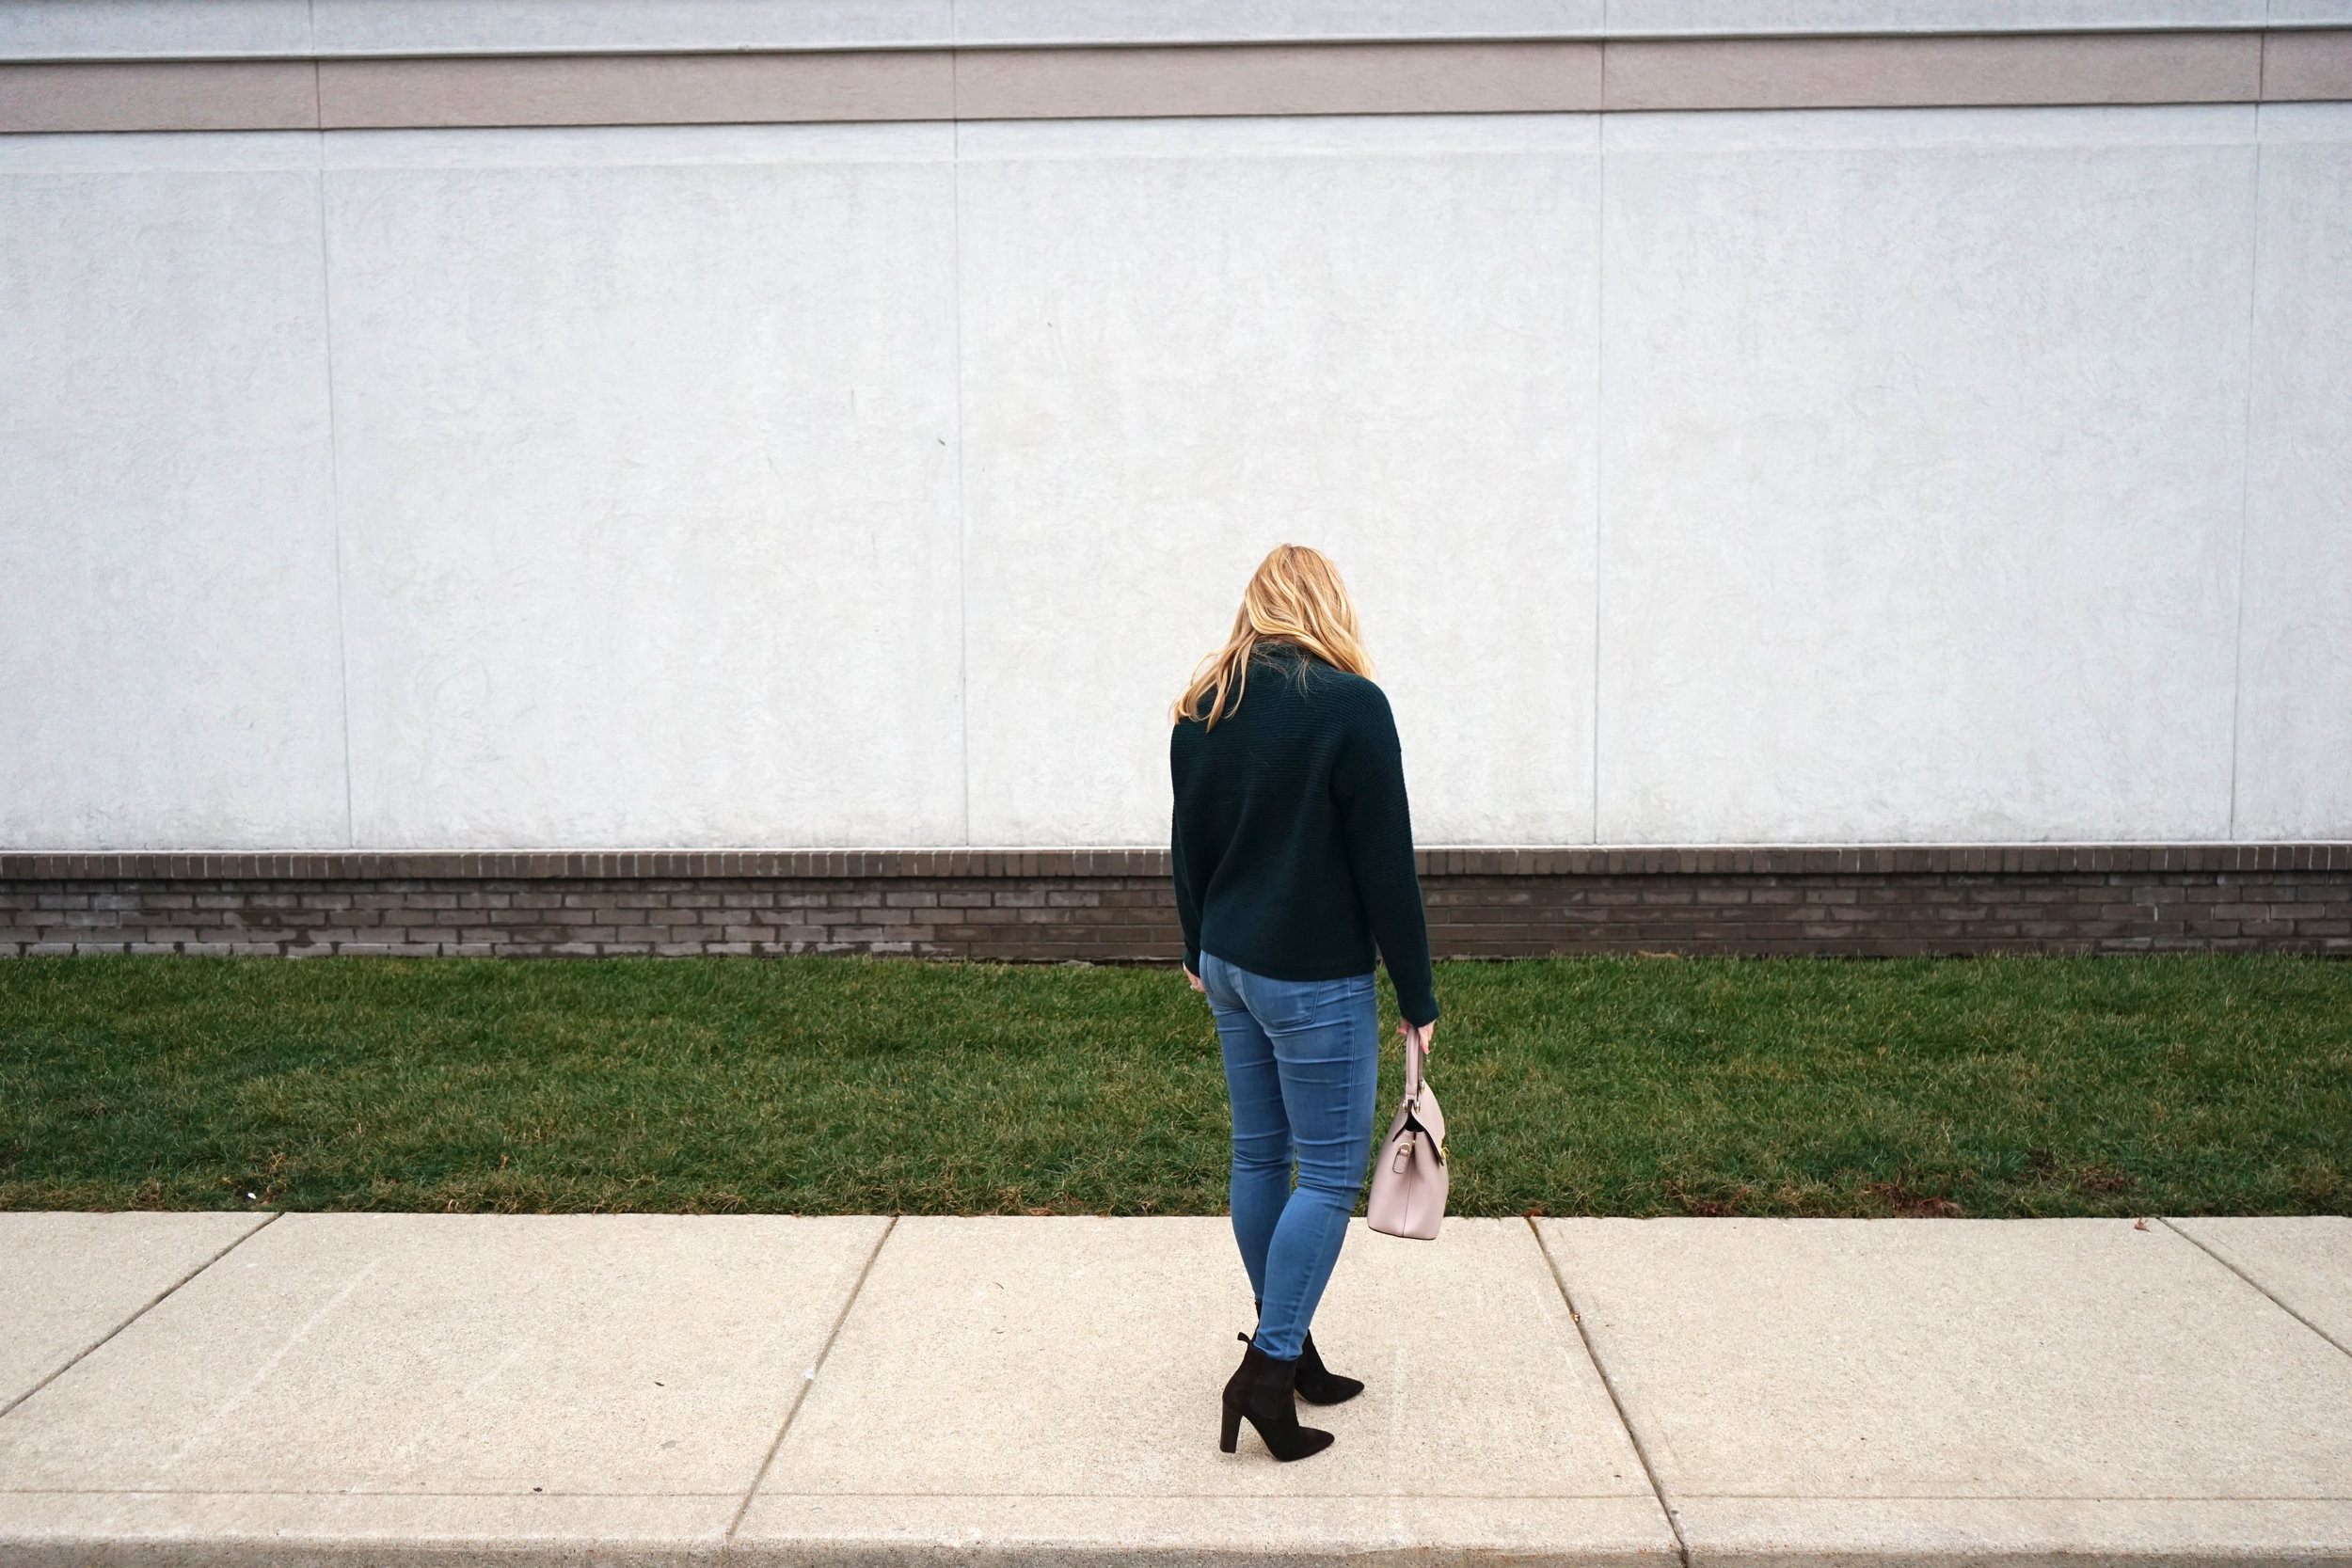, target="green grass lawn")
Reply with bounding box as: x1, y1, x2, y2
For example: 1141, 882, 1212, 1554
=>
2, 954, 2345, 1218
